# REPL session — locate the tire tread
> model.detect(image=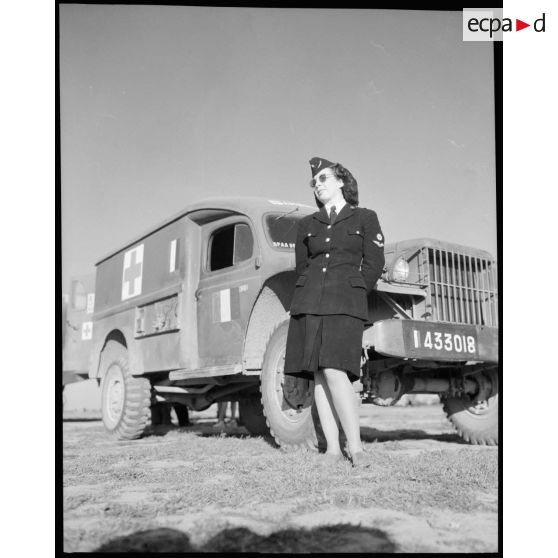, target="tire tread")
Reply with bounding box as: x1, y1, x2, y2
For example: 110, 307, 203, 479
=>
101, 352, 152, 441
259, 321, 317, 449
